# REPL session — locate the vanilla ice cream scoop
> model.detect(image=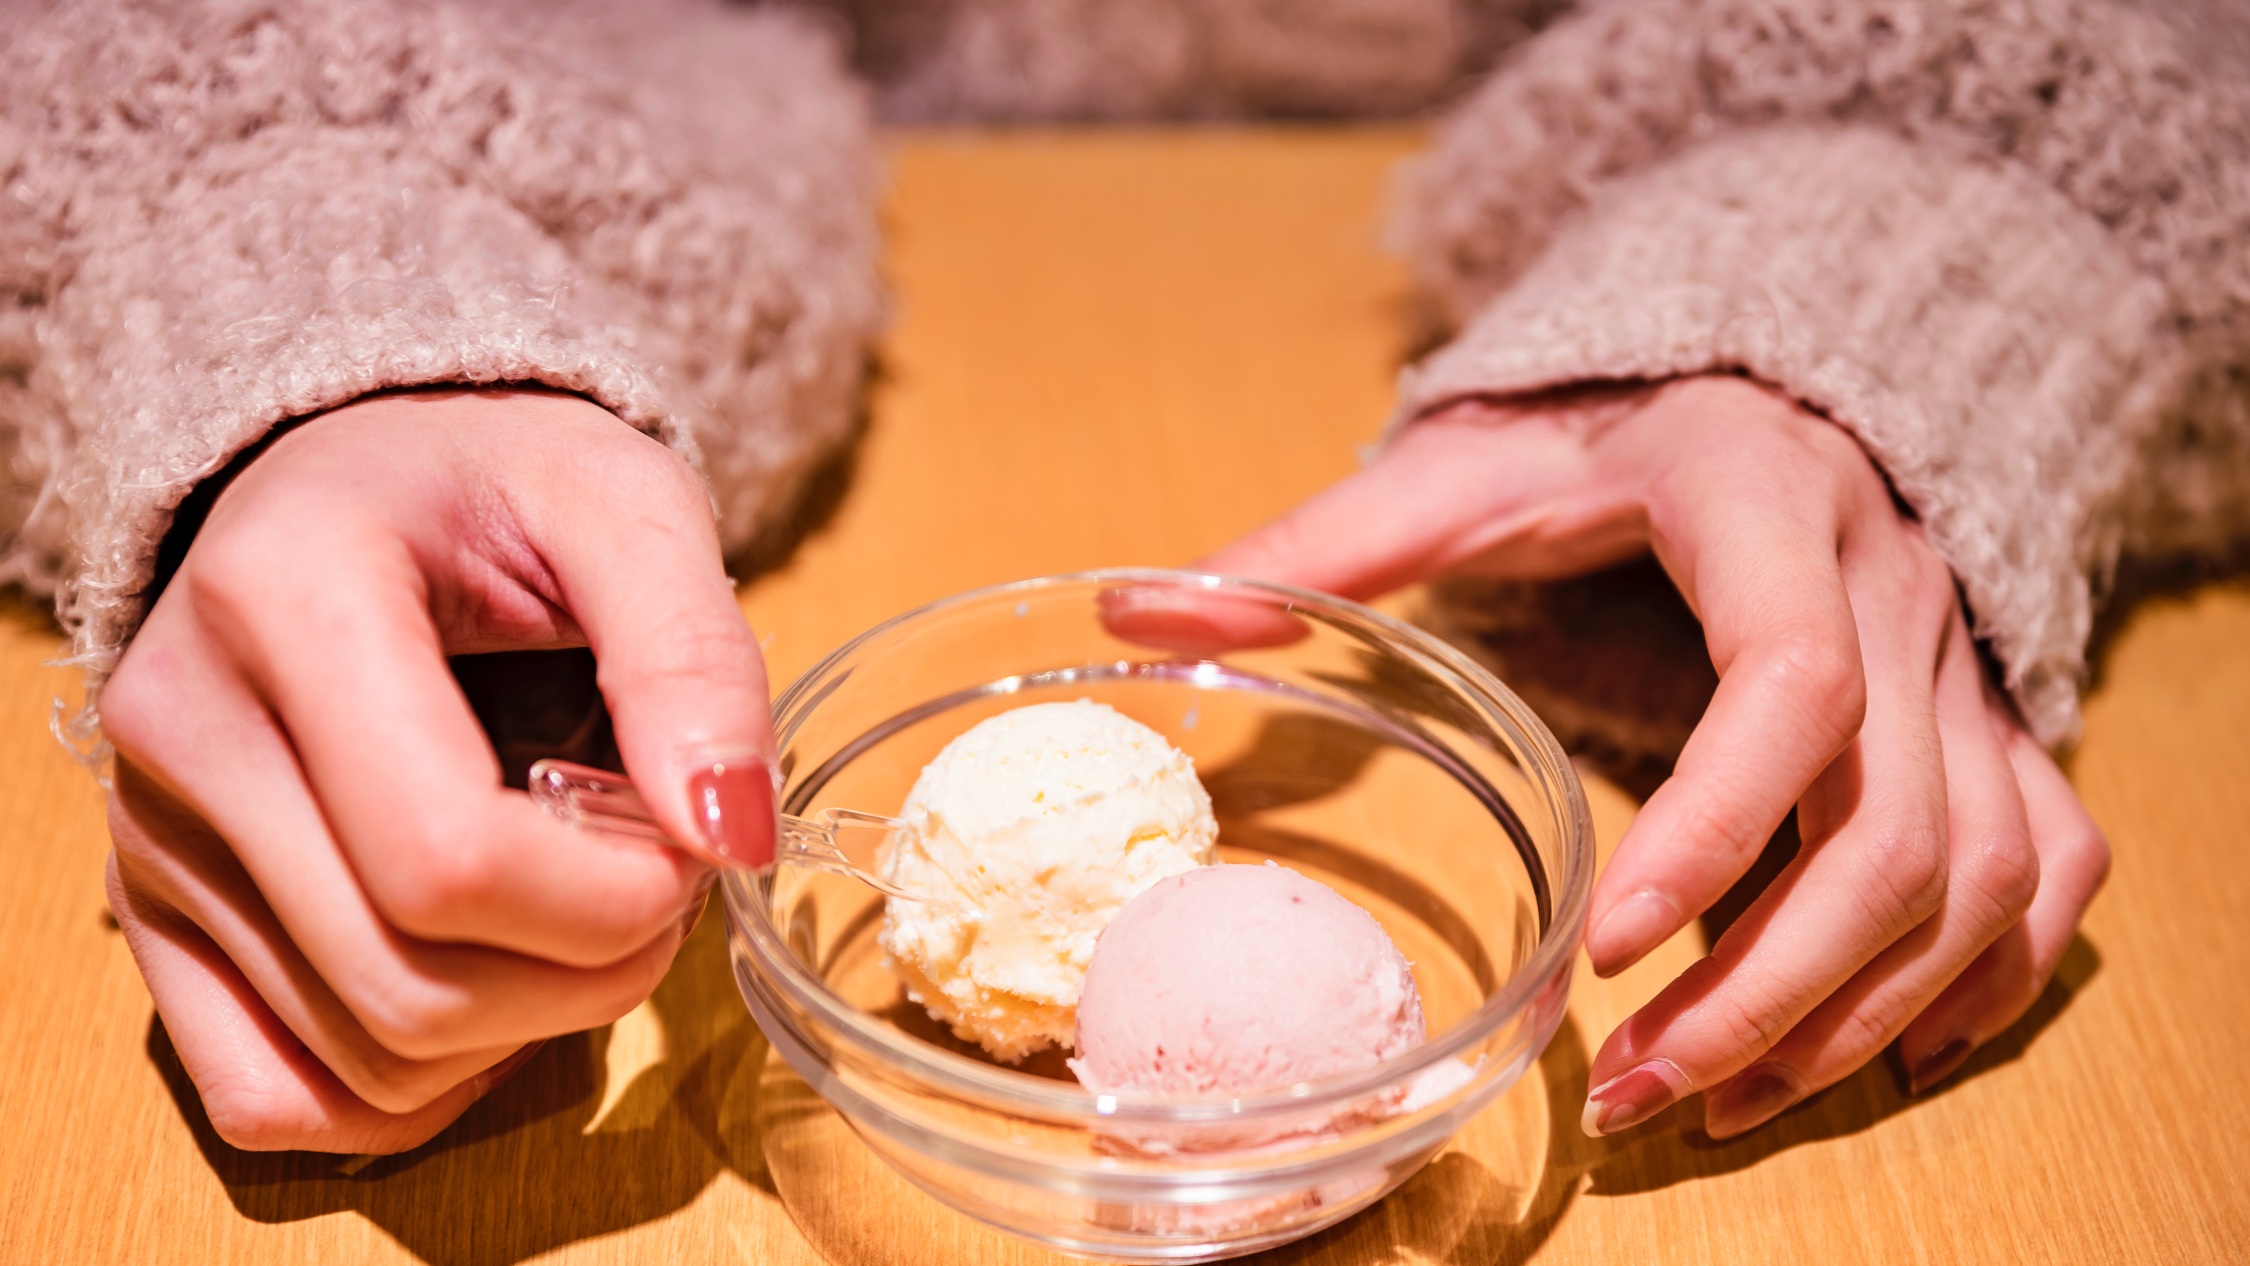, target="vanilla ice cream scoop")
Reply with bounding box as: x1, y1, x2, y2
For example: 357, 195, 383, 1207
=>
878, 700, 1218, 1062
